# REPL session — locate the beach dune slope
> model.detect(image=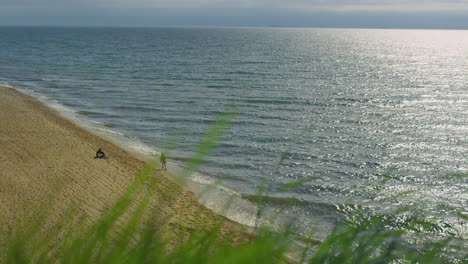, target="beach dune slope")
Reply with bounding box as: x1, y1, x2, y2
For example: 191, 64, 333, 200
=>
0, 86, 245, 248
